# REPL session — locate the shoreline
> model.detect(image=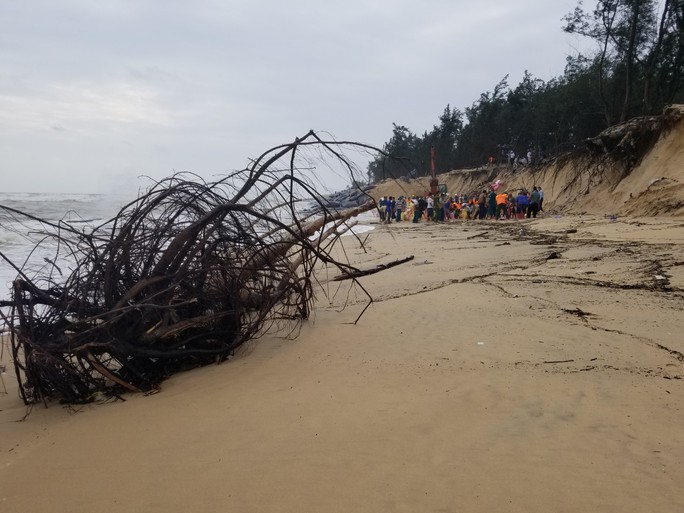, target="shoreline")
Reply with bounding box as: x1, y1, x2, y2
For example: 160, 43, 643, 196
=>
1, 214, 683, 512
